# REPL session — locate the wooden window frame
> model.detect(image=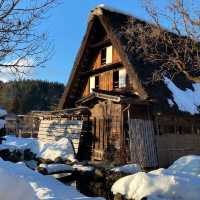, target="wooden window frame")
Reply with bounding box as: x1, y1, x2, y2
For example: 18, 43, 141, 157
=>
101, 48, 106, 65
113, 70, 119, 89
